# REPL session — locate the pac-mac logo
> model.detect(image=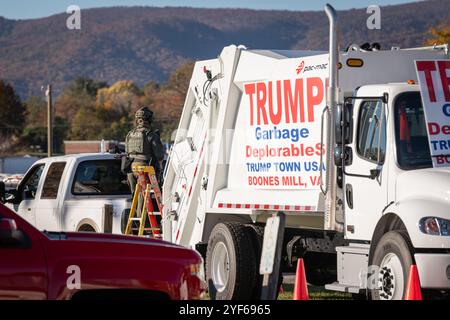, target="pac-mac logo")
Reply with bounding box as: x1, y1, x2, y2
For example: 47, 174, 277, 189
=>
296, 60, 305, 74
